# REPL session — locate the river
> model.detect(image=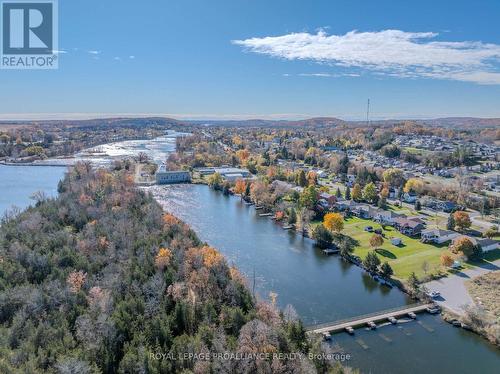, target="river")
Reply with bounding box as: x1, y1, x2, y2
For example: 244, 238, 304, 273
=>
1, 139, 499, 373
0, 165, 66, 215
148, 184, 500, 374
